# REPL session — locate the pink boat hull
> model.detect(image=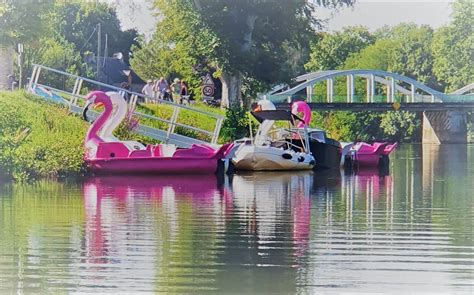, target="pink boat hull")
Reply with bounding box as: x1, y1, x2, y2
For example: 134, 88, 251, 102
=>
352, 142, 398, 167
85, 143, 233, 175
87, 157, 222, 174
